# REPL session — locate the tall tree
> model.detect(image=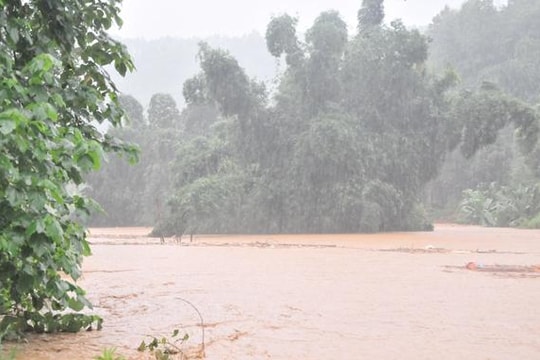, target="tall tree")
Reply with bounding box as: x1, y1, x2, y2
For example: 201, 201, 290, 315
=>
87, 95, 147, 226
148, 93, 181, 129
305, 11, 348, 115
0, 0, 134, 340
265, 14, 304, 67
164, 10, 450, 234
119, 94, 145, 128
89, 92, 183, 227
358, 0, 385, 32
161, 3, 539, 235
